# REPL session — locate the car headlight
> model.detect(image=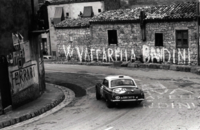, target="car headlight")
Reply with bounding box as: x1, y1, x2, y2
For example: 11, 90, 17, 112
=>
113, 88, 127, 94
